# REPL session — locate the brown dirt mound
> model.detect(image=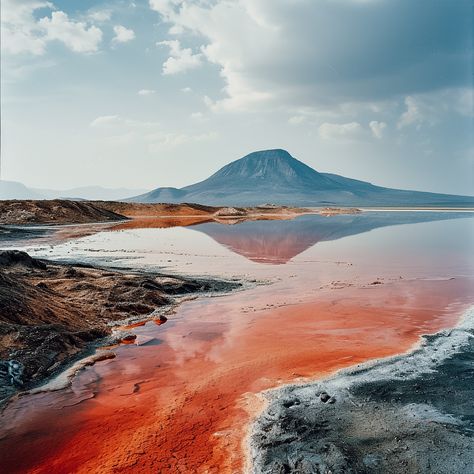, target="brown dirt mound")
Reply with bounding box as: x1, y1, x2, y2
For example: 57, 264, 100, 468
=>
91, 201, 221, 218
0, 250, 237, 403
0, 199, 127, 225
